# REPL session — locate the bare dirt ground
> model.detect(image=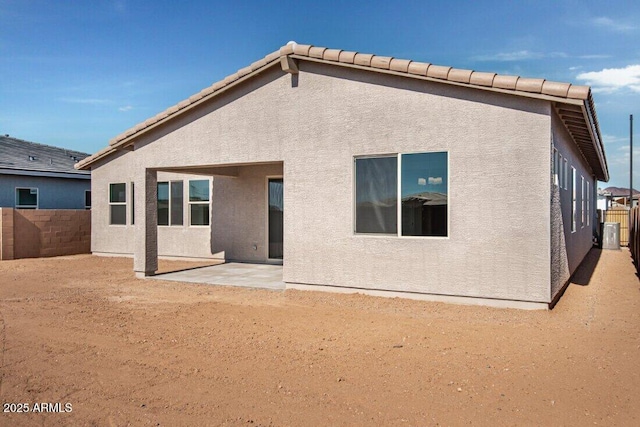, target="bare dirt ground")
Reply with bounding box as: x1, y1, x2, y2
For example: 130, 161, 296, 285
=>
0, 249, 639, 426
